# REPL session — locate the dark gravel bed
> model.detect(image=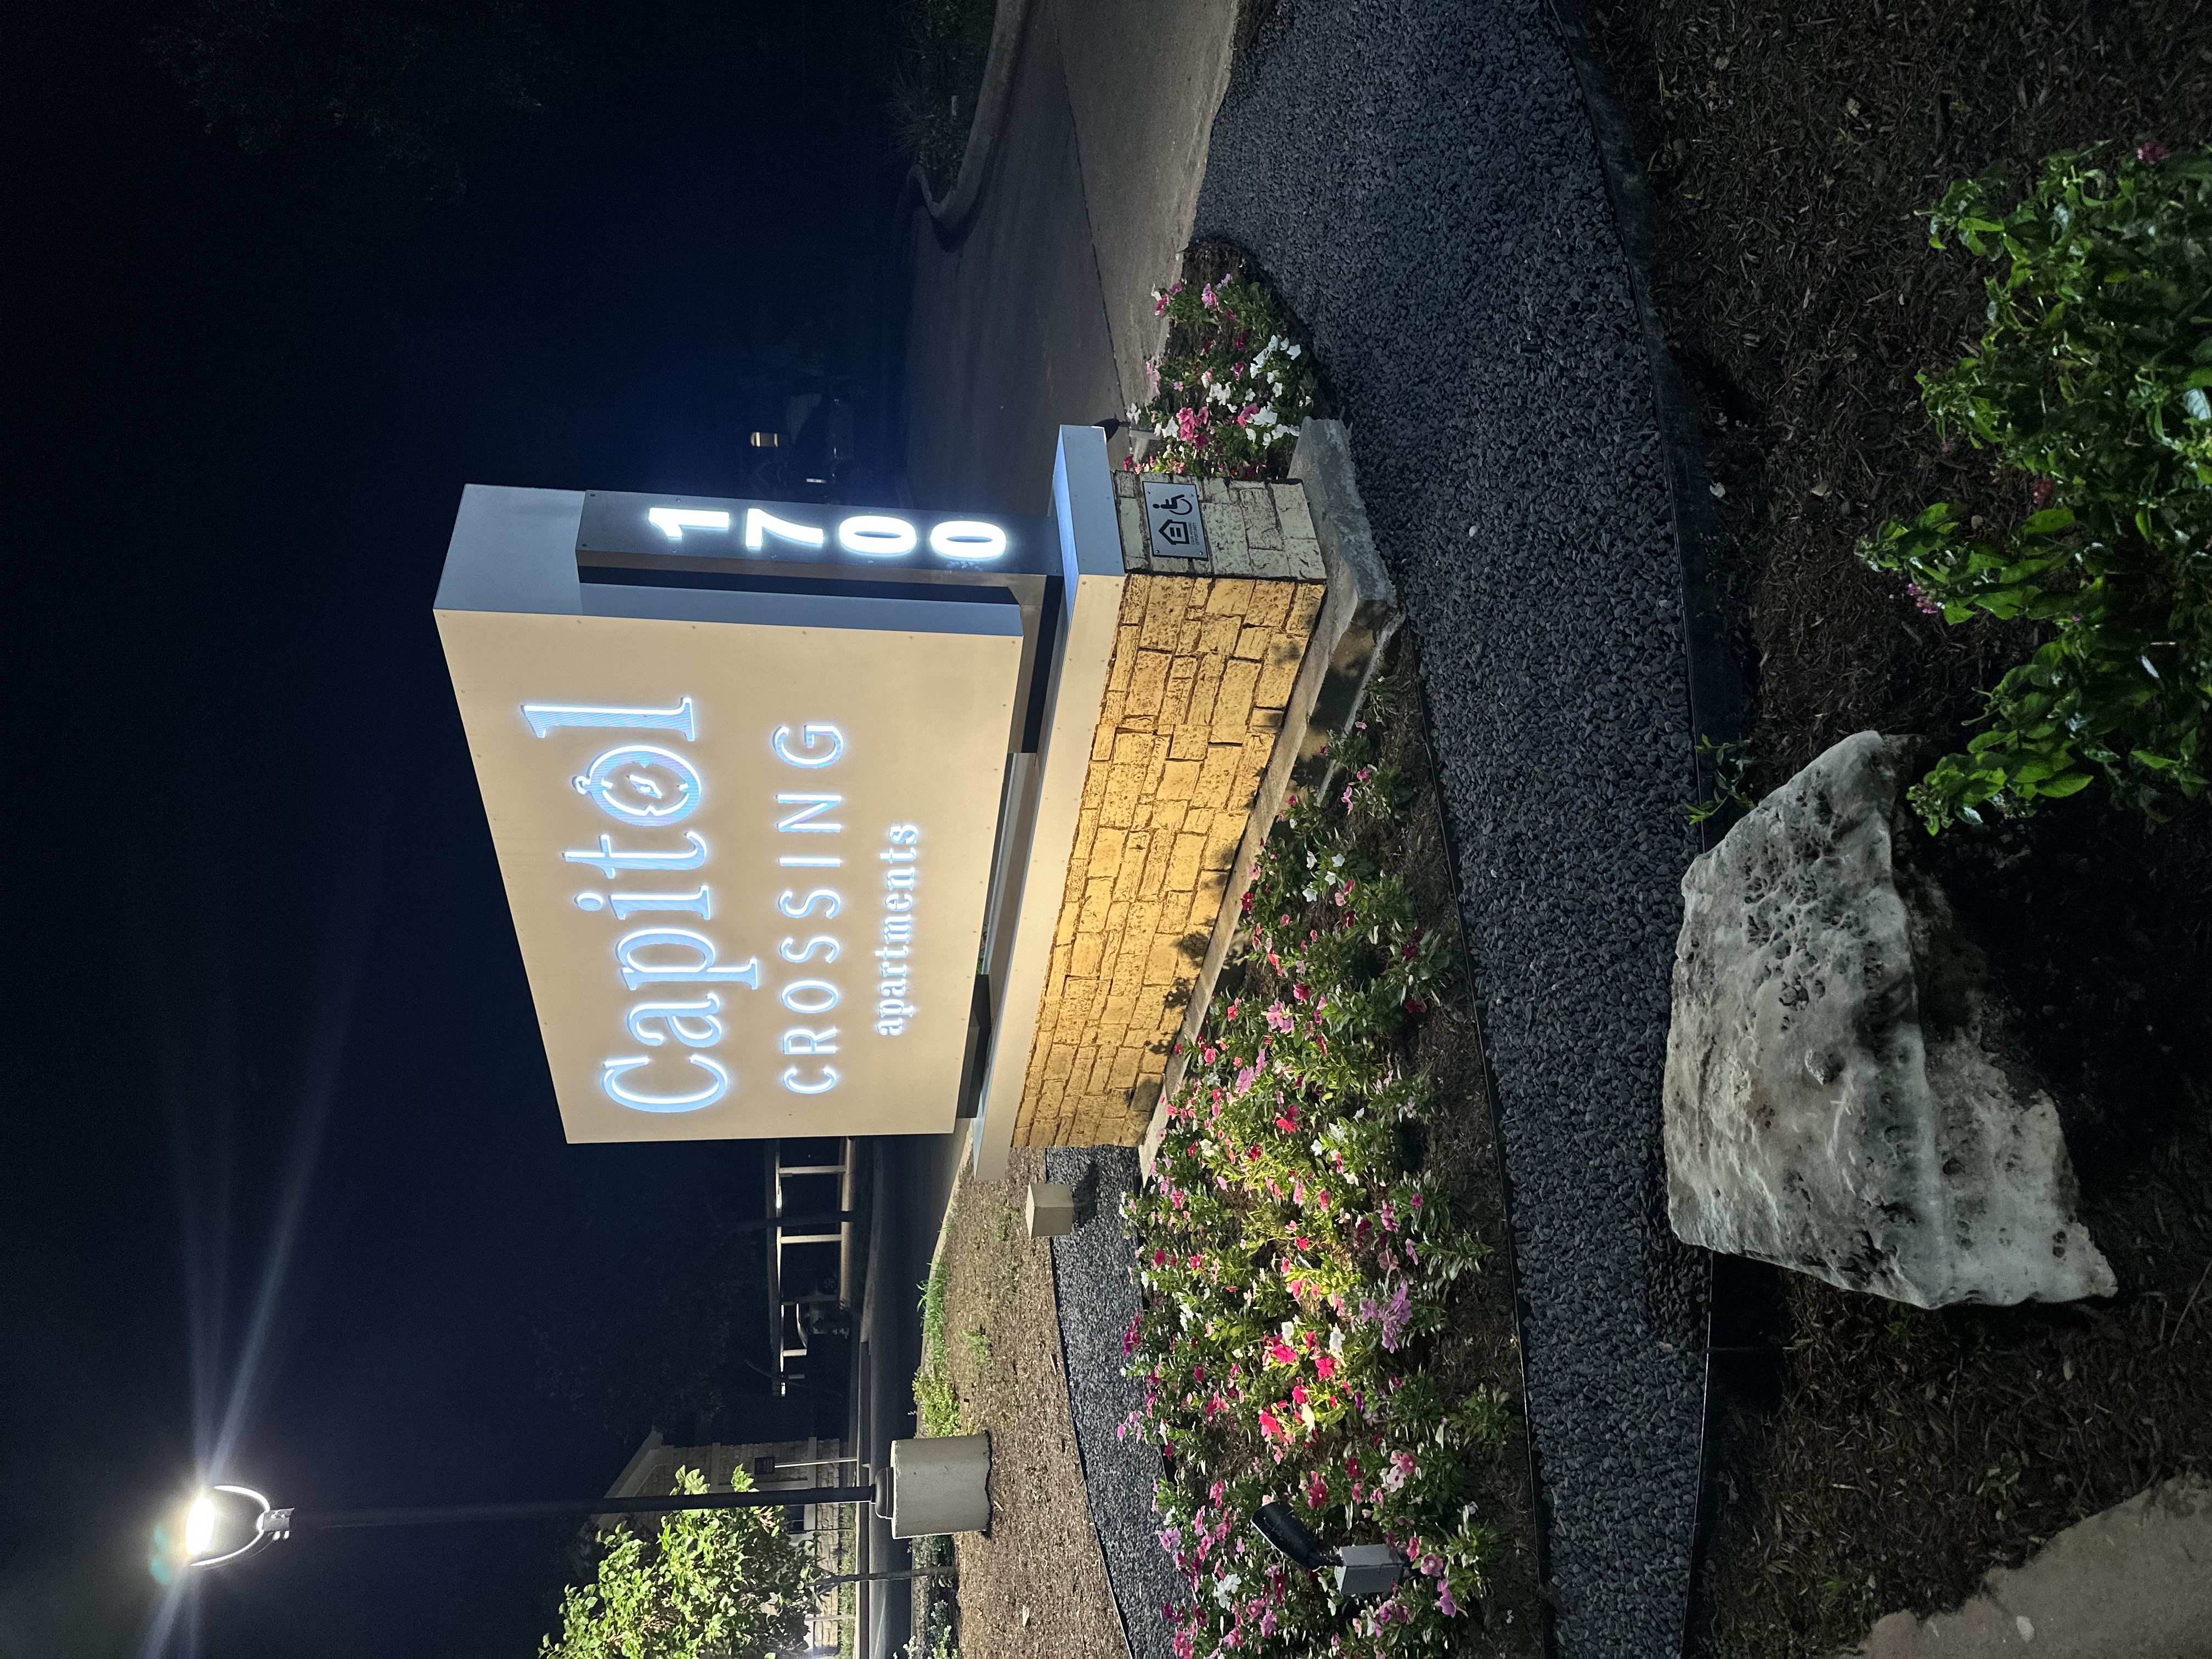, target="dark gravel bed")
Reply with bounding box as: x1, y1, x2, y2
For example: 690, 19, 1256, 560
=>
1191, 2, 1708, 1652
1046, 1145, 1180, 1659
